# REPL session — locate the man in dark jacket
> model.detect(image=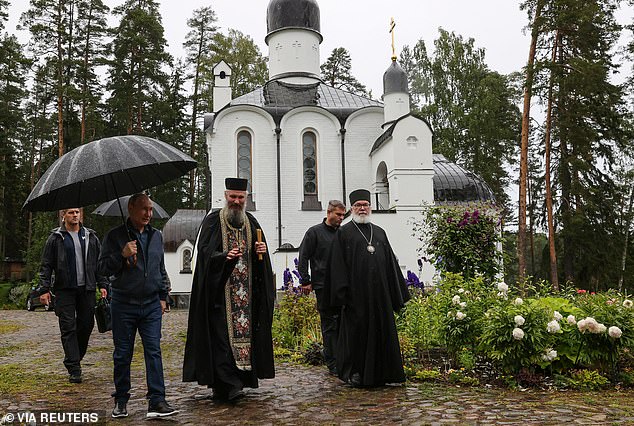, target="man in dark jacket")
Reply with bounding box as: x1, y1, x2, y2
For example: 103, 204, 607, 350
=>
183, 178, 275, 402
297, 200, 345, 375
98, 194, 177, 419
38, 207, 108, 384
